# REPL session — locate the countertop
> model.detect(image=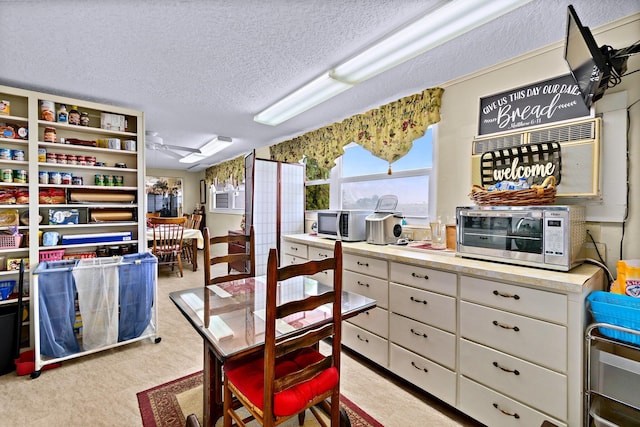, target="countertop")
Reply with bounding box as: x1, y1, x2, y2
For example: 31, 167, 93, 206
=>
283, 234, 604, 294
